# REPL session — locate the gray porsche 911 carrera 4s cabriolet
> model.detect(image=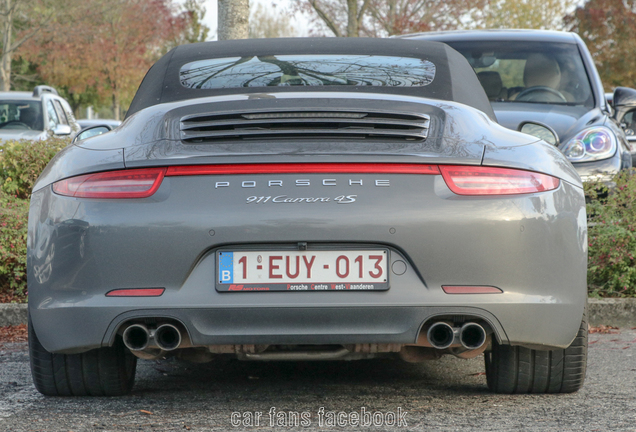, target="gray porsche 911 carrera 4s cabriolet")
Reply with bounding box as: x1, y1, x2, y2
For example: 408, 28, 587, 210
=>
27, 38, 588, 396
